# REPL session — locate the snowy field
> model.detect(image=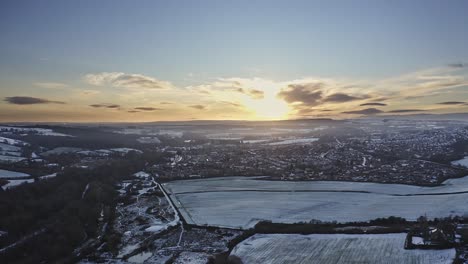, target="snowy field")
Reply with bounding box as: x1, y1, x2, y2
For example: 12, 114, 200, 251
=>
0, 126, 71, 137
230, 233, 455, 264
1, 179, 34, 190
0, 169, 30, 178
452, 156, 468, 168
266, 137, 319, 145
164, 176, 468, 228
